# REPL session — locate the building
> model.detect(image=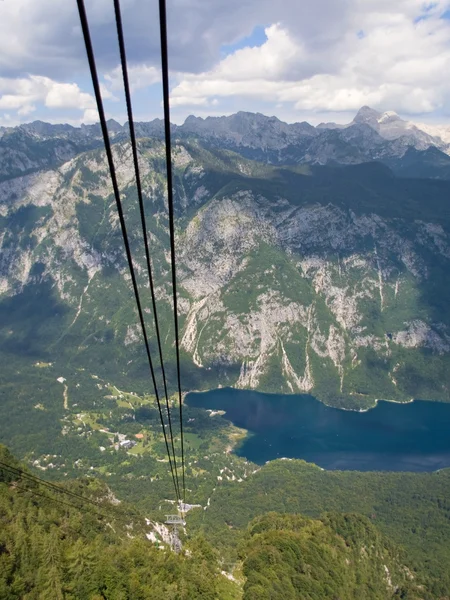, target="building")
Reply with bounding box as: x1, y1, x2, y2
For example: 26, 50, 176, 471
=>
119, 439, 136, 450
